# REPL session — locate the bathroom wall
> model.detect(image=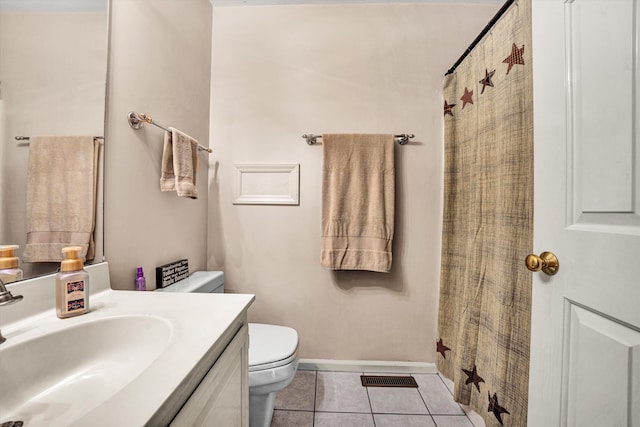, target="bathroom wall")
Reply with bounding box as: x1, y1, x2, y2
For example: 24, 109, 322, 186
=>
208, 3, 500, 361
105, 0, 212, 290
